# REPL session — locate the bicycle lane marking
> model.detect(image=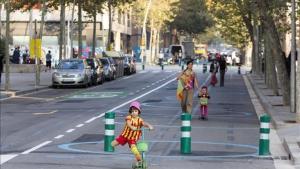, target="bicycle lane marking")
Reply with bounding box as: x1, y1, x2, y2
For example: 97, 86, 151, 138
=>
0, 73, 177, 165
